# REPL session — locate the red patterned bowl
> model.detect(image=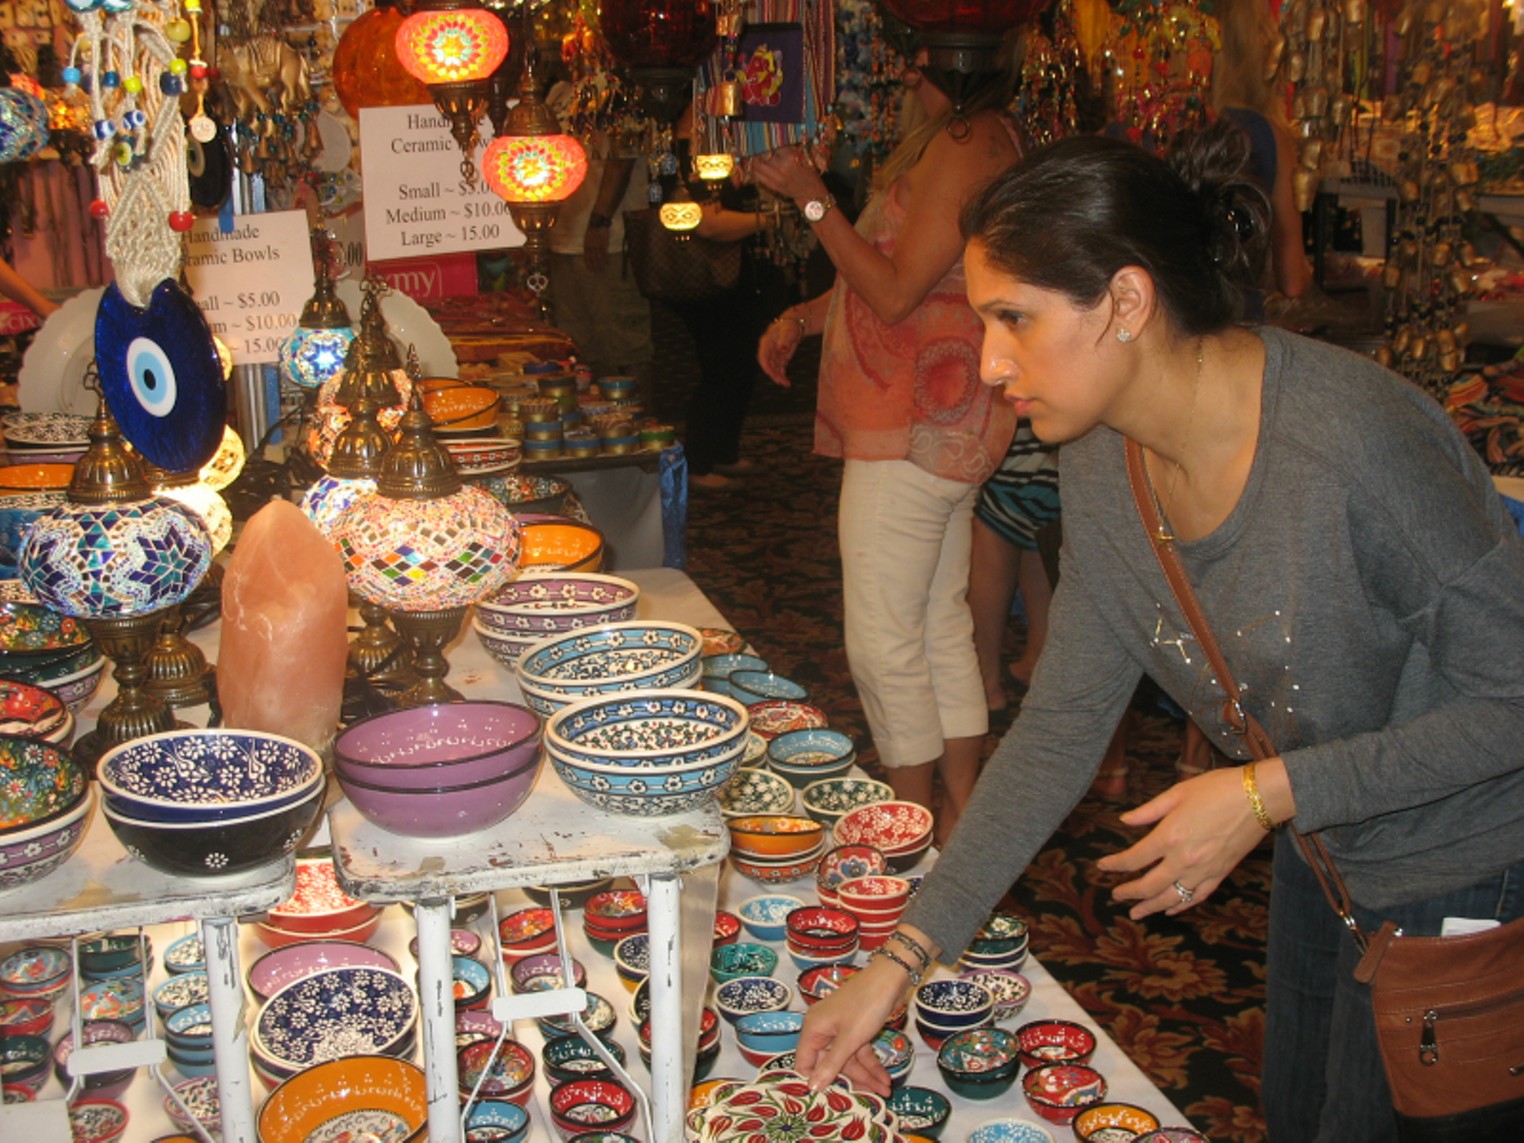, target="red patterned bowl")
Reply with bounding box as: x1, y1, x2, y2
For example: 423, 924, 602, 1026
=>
832, 801, 934, 855
1014, 1019, 1097, 1070
1022, 1063, 1108, 1126
785, 905, 860, 953
266, 858, 374, 935
548, 1076, 637, 1137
